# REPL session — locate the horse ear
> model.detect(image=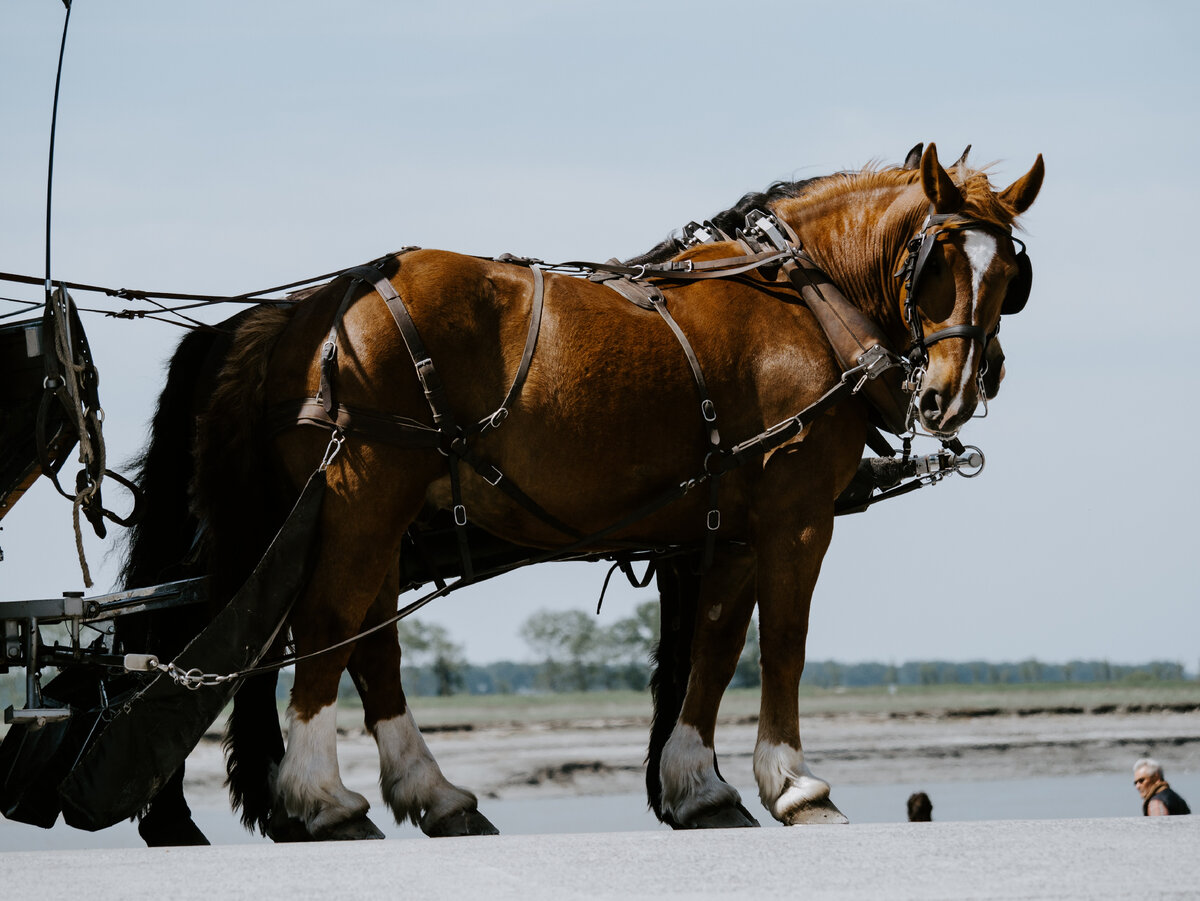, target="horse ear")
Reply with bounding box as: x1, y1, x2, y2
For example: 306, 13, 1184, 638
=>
951, 145, 972, 169
920, 143, 963, 213
999, 154, 1045, 214
903, 143, 924, 170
